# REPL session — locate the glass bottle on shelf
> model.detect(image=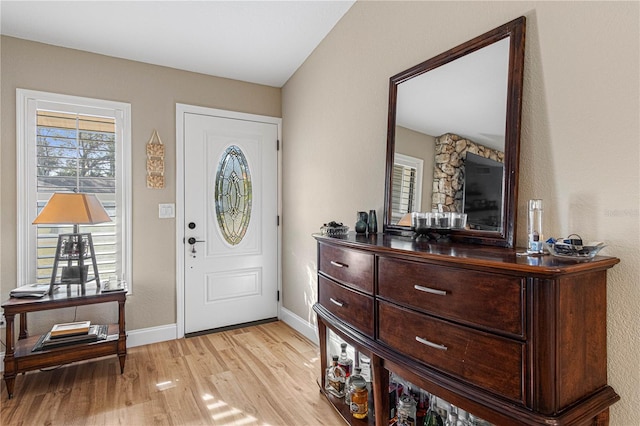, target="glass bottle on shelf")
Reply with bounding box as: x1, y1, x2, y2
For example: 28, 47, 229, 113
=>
389, 377, 399, 424
397, 394, 417, 426
324, 355, 346, 398
424, 394, 444, 426
337, 342, 353, 377
349, 368, 368, 419
416, 390, 428, 426
444, 405, 459, 426
345, 367, 358, 405
456, 407, 470, 426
